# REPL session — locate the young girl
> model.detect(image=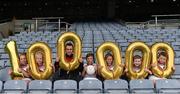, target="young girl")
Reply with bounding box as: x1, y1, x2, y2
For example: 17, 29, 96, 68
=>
82, 53, 97, 80
105, 53, 114, 71
8, 53, 31, 82
35, 51, 55, 73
